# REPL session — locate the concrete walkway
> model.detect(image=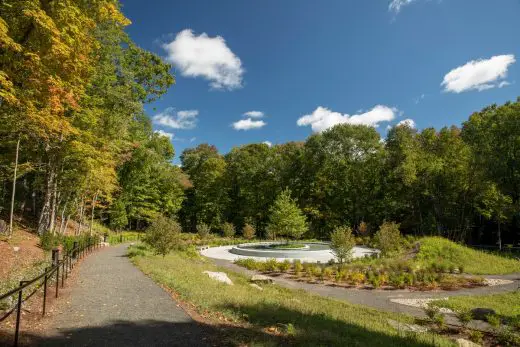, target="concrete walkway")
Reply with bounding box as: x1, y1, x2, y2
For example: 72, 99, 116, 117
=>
41, 244, 213, 346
